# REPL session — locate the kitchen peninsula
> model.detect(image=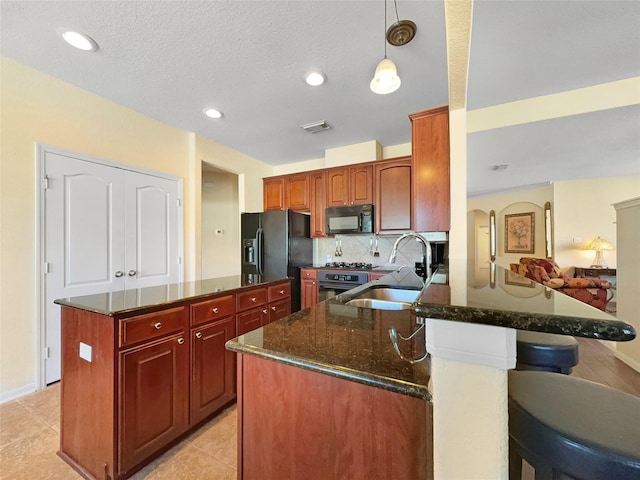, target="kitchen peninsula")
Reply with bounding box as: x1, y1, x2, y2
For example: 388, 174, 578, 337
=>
226, 263, 635, 480
54, 275, 291, 480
